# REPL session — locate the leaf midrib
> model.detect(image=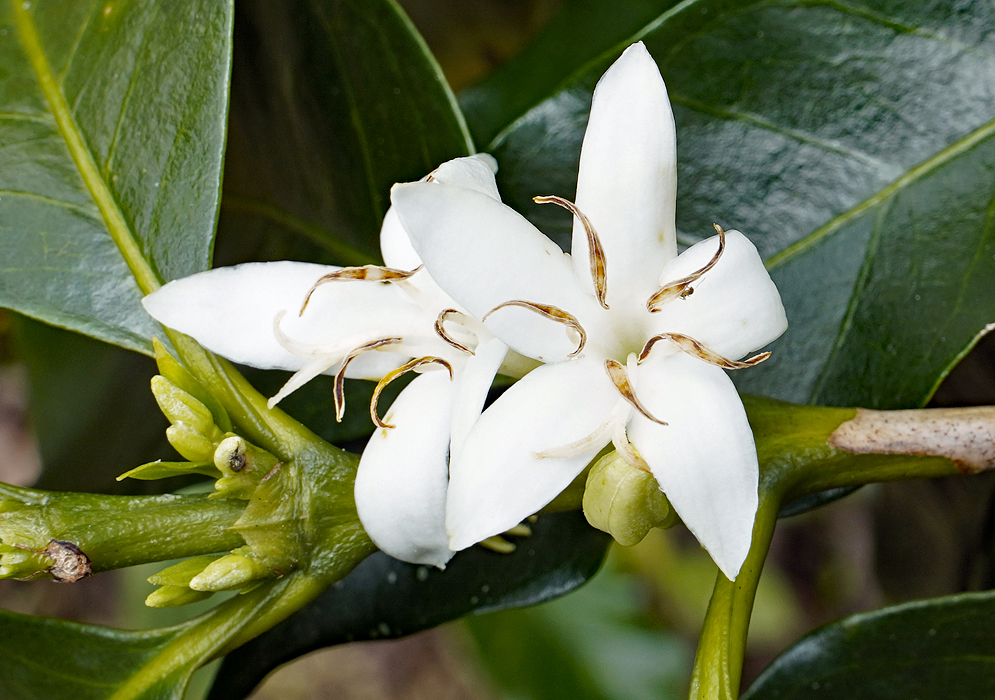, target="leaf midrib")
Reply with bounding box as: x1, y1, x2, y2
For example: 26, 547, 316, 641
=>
13, 0, 161, 295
